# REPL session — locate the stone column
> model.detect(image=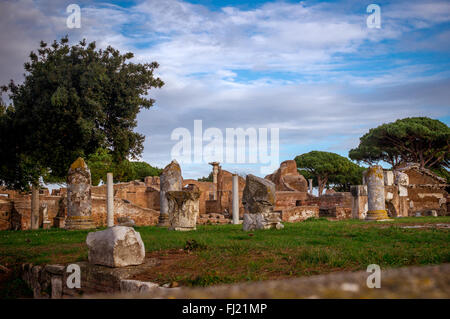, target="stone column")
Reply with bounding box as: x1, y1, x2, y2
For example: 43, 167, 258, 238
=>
65, 157, 95, 230
365, 166, 389, 220
158, 160, 183, 227
31, 184, 40, 230
166, 184, 200, 231
209, 162, 220, 200
242, 174, 283, 231
232, 174, 239, 224
107, 172, 114, 227
308, 179, 313, 195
